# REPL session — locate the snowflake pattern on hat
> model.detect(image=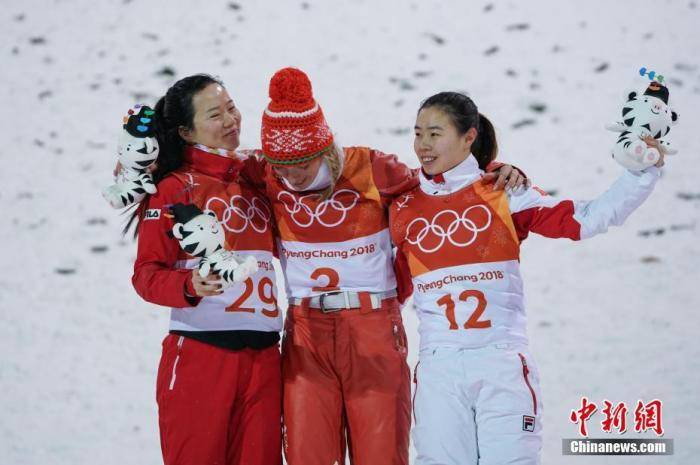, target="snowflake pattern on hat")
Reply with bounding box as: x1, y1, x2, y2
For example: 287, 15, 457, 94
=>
264, 124, 333, 155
